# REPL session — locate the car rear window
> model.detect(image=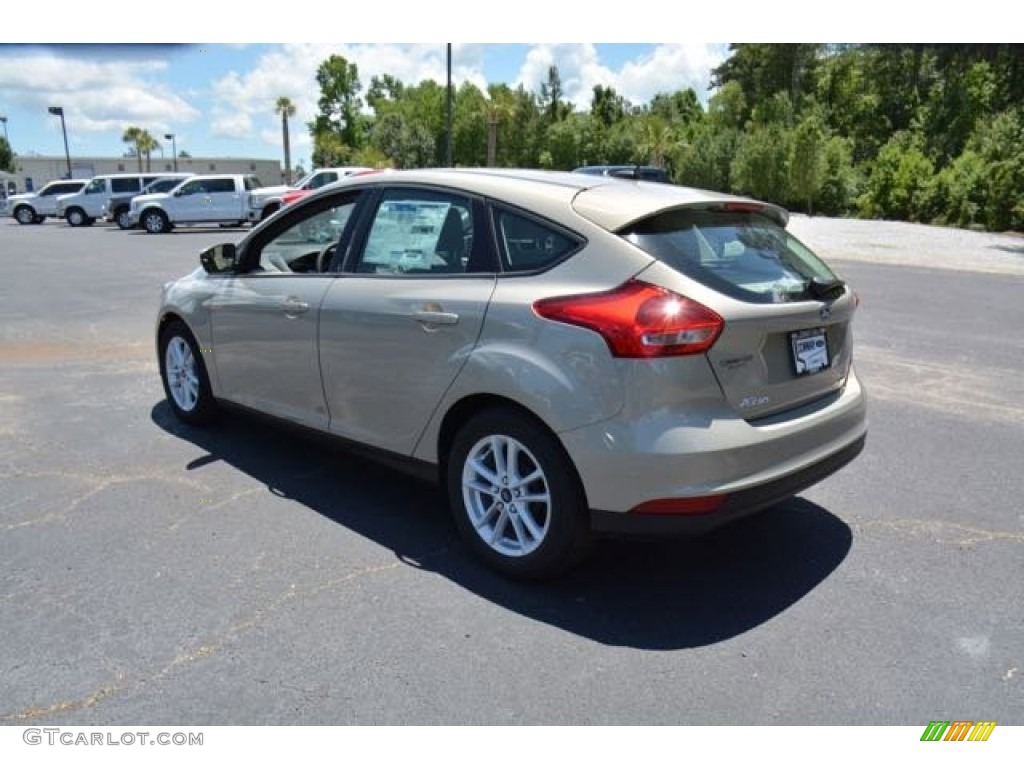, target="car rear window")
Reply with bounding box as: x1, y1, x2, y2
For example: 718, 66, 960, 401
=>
620, 208, 839, 304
